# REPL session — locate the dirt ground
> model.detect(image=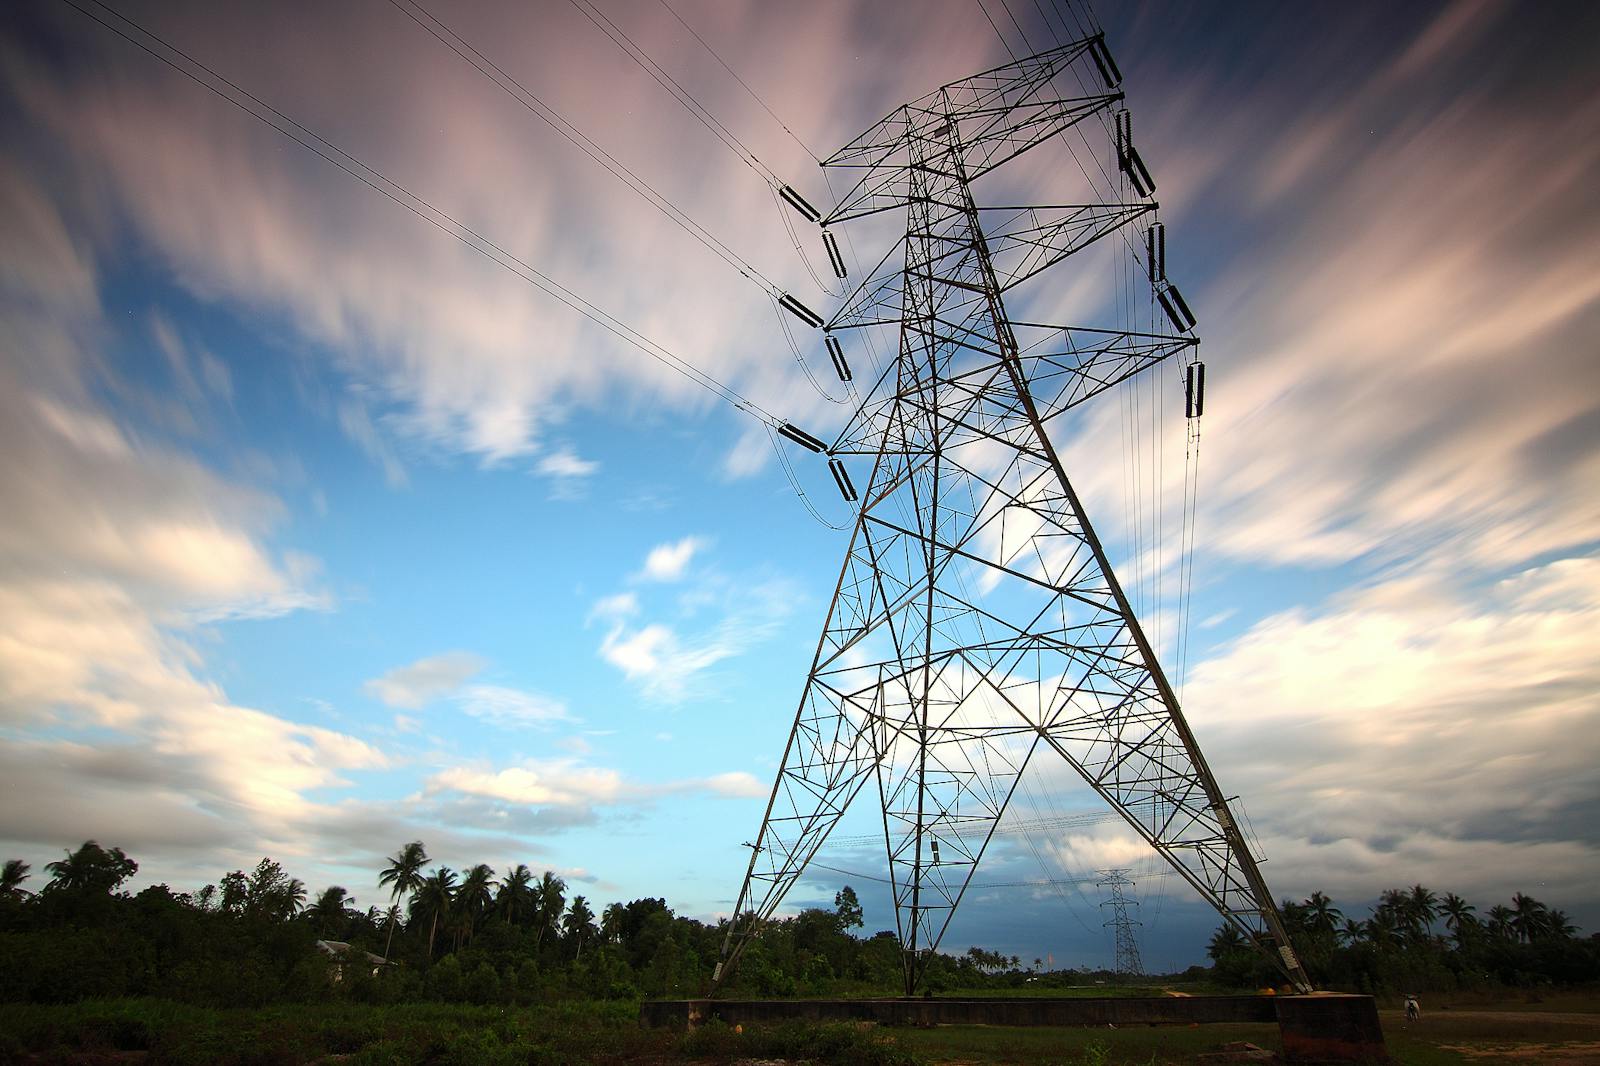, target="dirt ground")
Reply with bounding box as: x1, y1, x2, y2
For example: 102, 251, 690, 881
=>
1383, 1001, 1600, 1066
